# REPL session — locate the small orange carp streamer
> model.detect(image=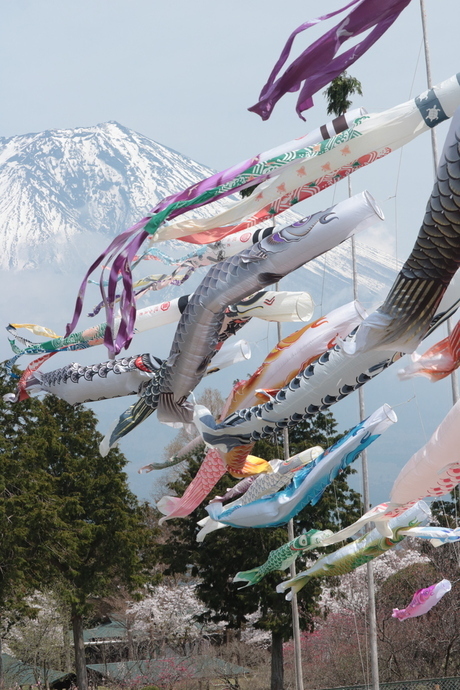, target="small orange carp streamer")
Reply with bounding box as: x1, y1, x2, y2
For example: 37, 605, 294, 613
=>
398, 320, 460, 382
